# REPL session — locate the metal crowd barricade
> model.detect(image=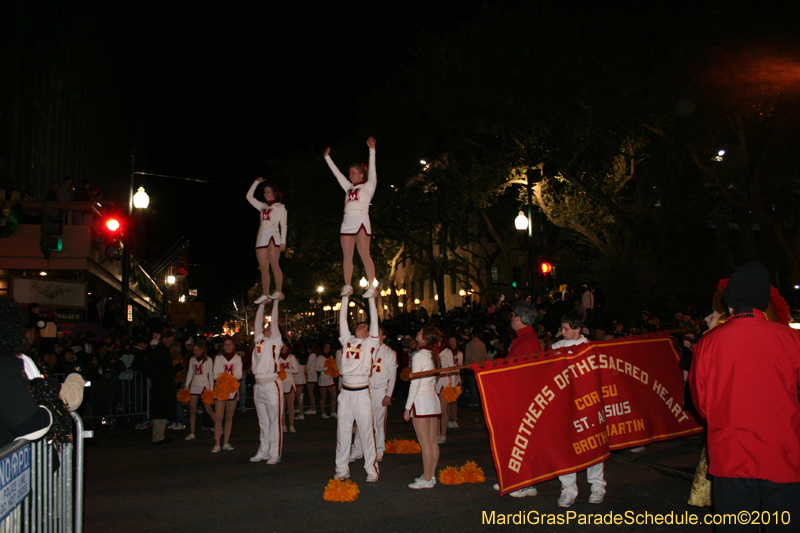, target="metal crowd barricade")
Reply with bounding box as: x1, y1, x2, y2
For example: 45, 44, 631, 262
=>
0, 412, 91, 533
52, 371, 150, 427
